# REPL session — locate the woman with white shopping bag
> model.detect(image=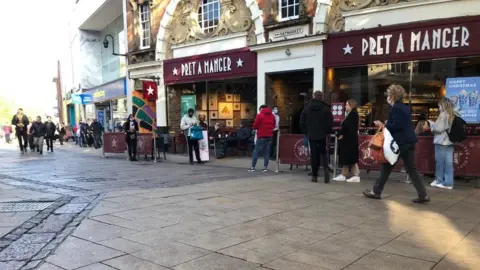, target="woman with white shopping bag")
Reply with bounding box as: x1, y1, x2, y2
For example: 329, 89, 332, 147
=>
363, 84, 430, 203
